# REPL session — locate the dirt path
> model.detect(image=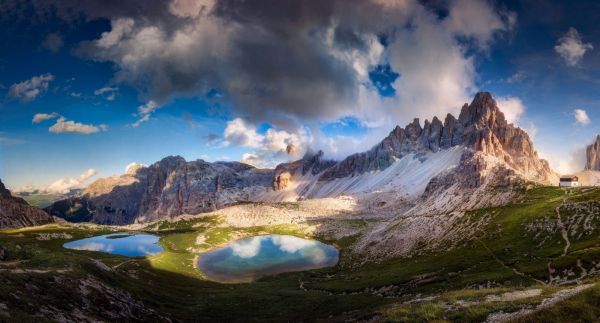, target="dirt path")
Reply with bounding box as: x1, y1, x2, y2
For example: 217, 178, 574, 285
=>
478, 240, 547, 286
485, 283, 595, 323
